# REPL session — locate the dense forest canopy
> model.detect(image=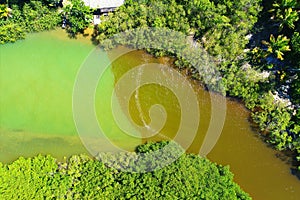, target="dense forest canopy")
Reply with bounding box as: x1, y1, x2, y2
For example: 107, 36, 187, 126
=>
0, 141, 251, 199
0, 0, 94, 42
0, 0, 60, 43
96, 0, 261, 62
